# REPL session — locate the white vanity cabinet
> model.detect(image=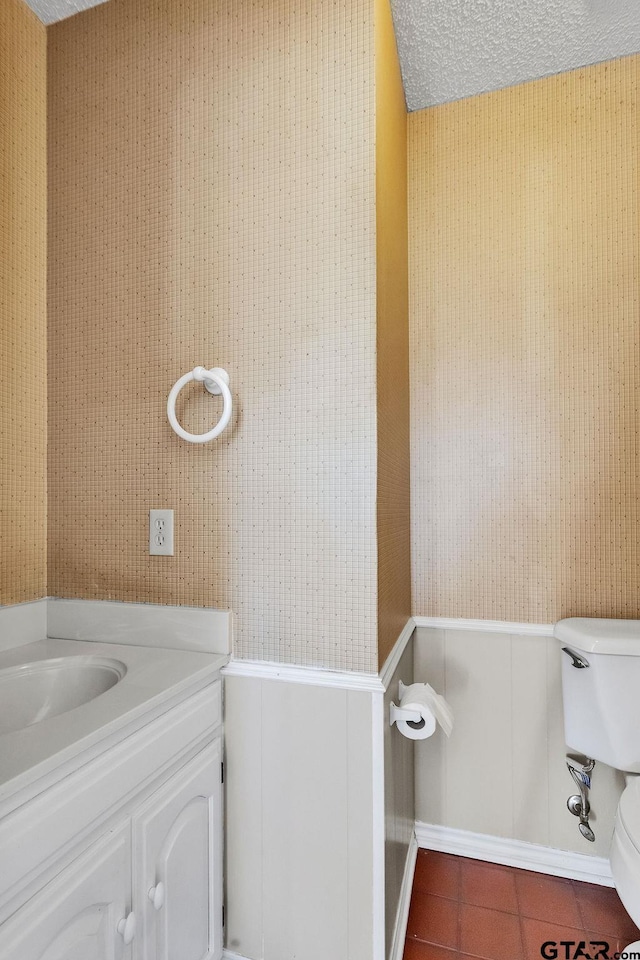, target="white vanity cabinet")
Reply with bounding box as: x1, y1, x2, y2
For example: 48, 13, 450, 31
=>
133, 740, 223, 960
0, 663, 225, 960
0, 822, 133, 960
